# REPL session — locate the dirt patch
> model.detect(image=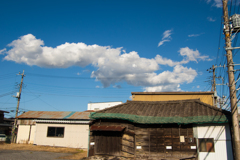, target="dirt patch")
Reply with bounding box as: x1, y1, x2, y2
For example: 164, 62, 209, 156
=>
0, 143, 87, 159
60, 152, 88, 159
82, 155, 133, 160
